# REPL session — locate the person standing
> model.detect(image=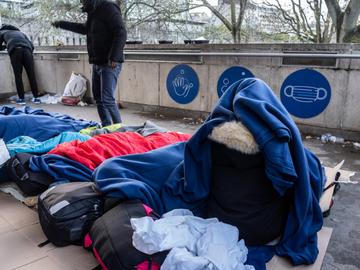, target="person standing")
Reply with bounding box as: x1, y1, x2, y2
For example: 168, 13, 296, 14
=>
0, 24, 41, 105
52, 0, 127, 127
